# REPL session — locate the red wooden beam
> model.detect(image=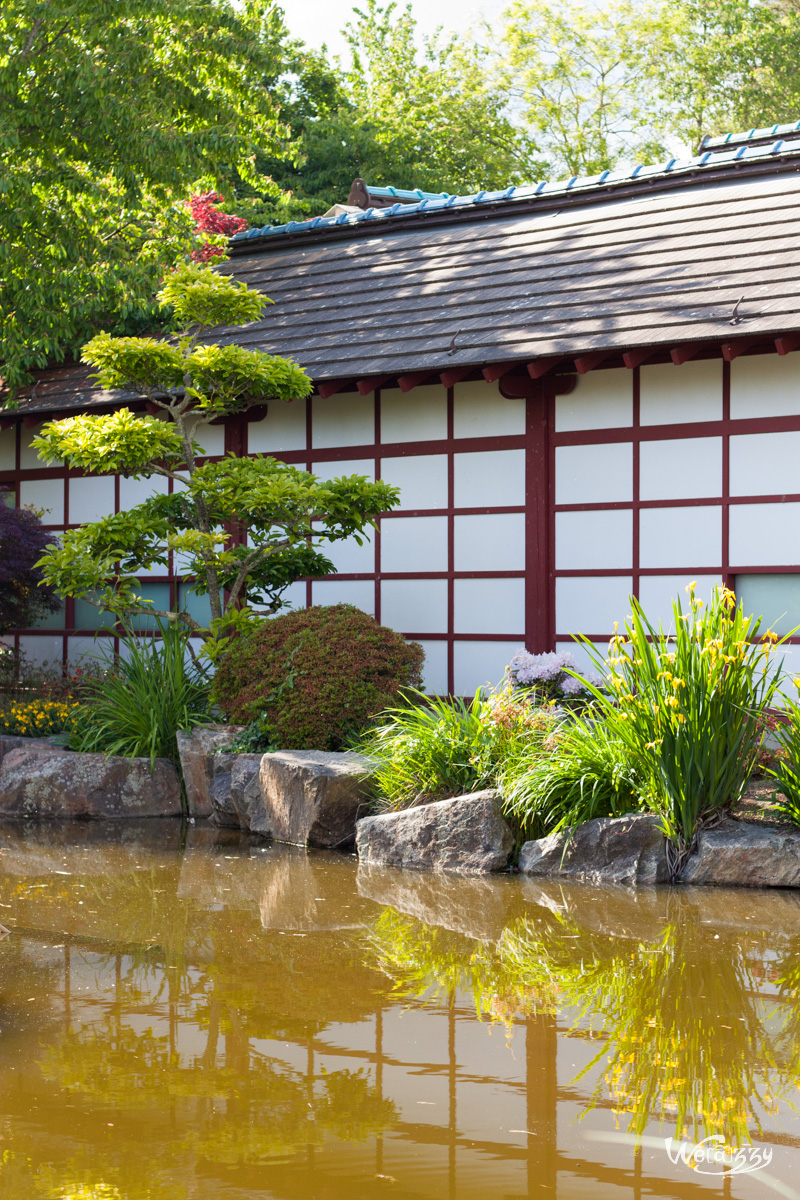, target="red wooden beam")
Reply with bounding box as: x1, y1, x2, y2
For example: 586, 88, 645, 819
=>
482, 362, 512, 383
527, 356, 564, 379
356, 375, 390, 395
499, 376, 538, 399
775, 334, 800, 356
439, 367, 470, 388
574, 351, 608, 374
22, 414, 42, 428
551, 375, 578, 397
316, 381, 345, 399
670, 343, 703, 365
396, 370, 433, 392
721, 338, 757, 362
622, 348, 654, 369
0, 417, 16, 432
